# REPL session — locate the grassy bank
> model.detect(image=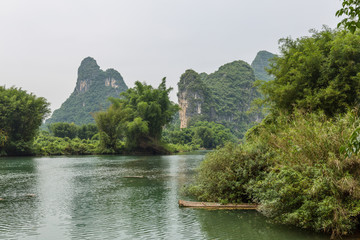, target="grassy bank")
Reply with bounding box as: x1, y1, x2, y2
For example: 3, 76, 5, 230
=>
187, 110, 360, 239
